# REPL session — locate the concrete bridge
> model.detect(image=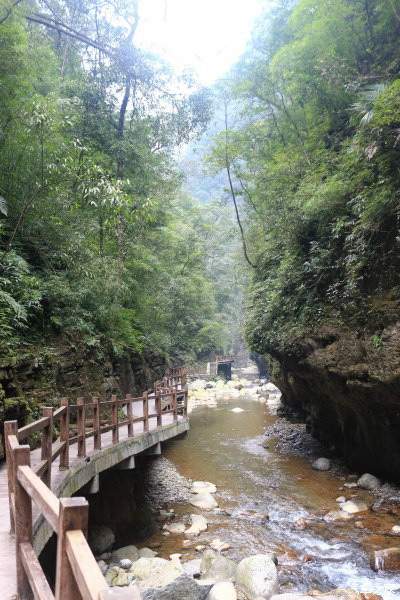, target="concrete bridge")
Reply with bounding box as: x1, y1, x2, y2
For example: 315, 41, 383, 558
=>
0, 368, 189, 600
